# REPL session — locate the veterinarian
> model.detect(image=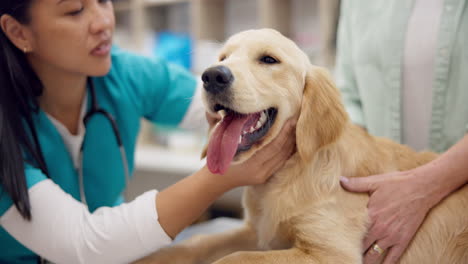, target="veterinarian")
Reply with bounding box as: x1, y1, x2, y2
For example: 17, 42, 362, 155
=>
336, 0, 468, 263
0, 0, 296, 263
